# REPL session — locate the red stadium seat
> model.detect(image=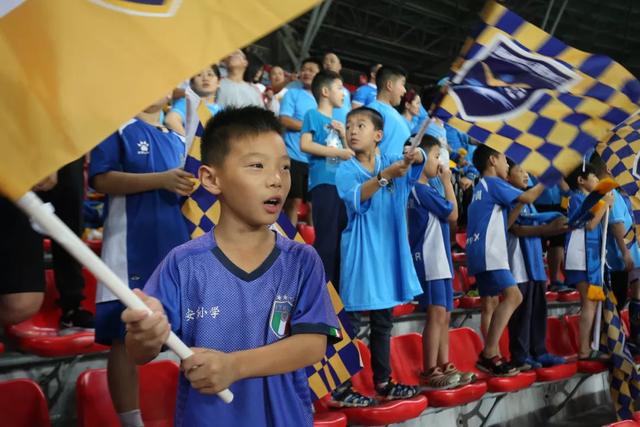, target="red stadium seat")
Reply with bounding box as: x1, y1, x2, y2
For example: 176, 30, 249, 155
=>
546, 317, 578, 360
603, 420, 640, 426
453, 298, 461, 309
392, 303, 416, 317
313, 412, 347, 427
43, 238, 52, 252
77, 359, 179, 427
459, 295, 481, 309
297, 224, 316, 245
545, 291, 559, 302
85, 239, 102, 255
455, 232, 467, 251
5, 269, 107, 357
315, 340, 428, 425
297, 202, 310, 223
390, 333, 487, 407
0, 378, 51, 427
557, 290, 580, 302
458, 266, 476, 290
449, 328, 535, 393
499, 328, 576, 382
565, 315, 608, 374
